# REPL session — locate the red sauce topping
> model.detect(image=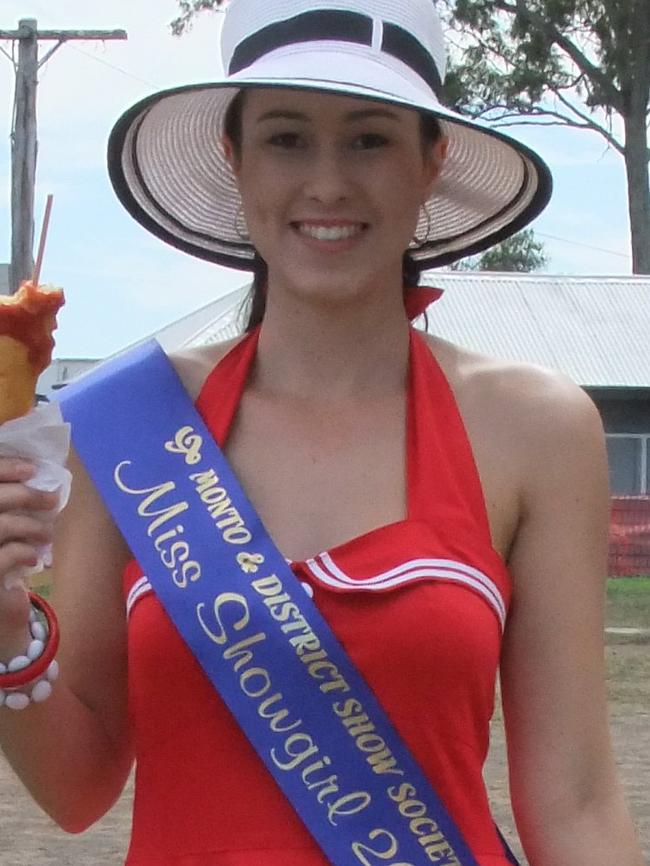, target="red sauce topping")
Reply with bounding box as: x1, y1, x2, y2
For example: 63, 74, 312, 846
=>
0, 281, 65, 373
